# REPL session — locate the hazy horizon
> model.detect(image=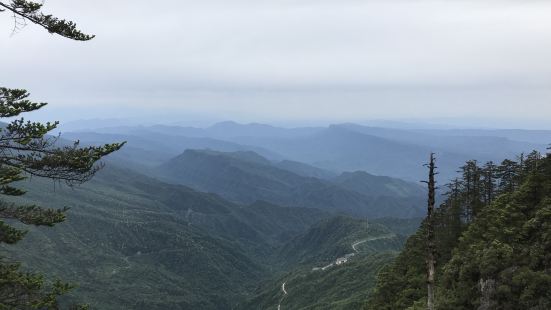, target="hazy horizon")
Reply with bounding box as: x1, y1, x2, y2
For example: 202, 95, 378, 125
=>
50, 116, 551, 132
